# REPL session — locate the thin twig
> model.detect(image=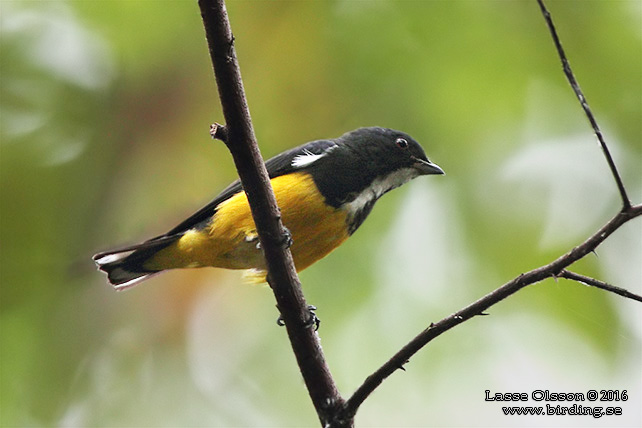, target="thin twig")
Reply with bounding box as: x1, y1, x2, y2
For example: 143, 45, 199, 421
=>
536, 0, 631, 210
197, 1, 345, 425
558, 269, 642, 303
341, 4, 642, 416
210, 122, 228, 142
197, 1, 640, 426
342, 204, 642, 418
